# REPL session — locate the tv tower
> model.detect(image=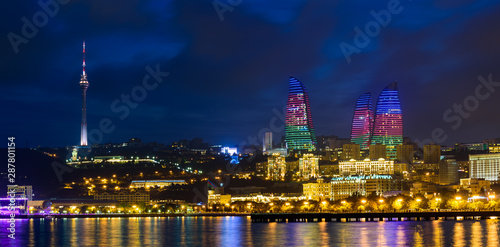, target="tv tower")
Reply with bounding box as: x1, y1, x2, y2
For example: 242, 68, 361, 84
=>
79, 41, 89, 146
